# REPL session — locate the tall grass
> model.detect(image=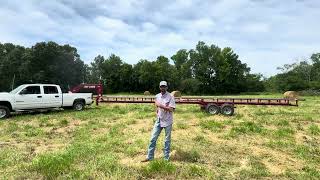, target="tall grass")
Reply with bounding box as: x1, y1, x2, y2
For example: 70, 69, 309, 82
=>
0, 95, 319, 179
